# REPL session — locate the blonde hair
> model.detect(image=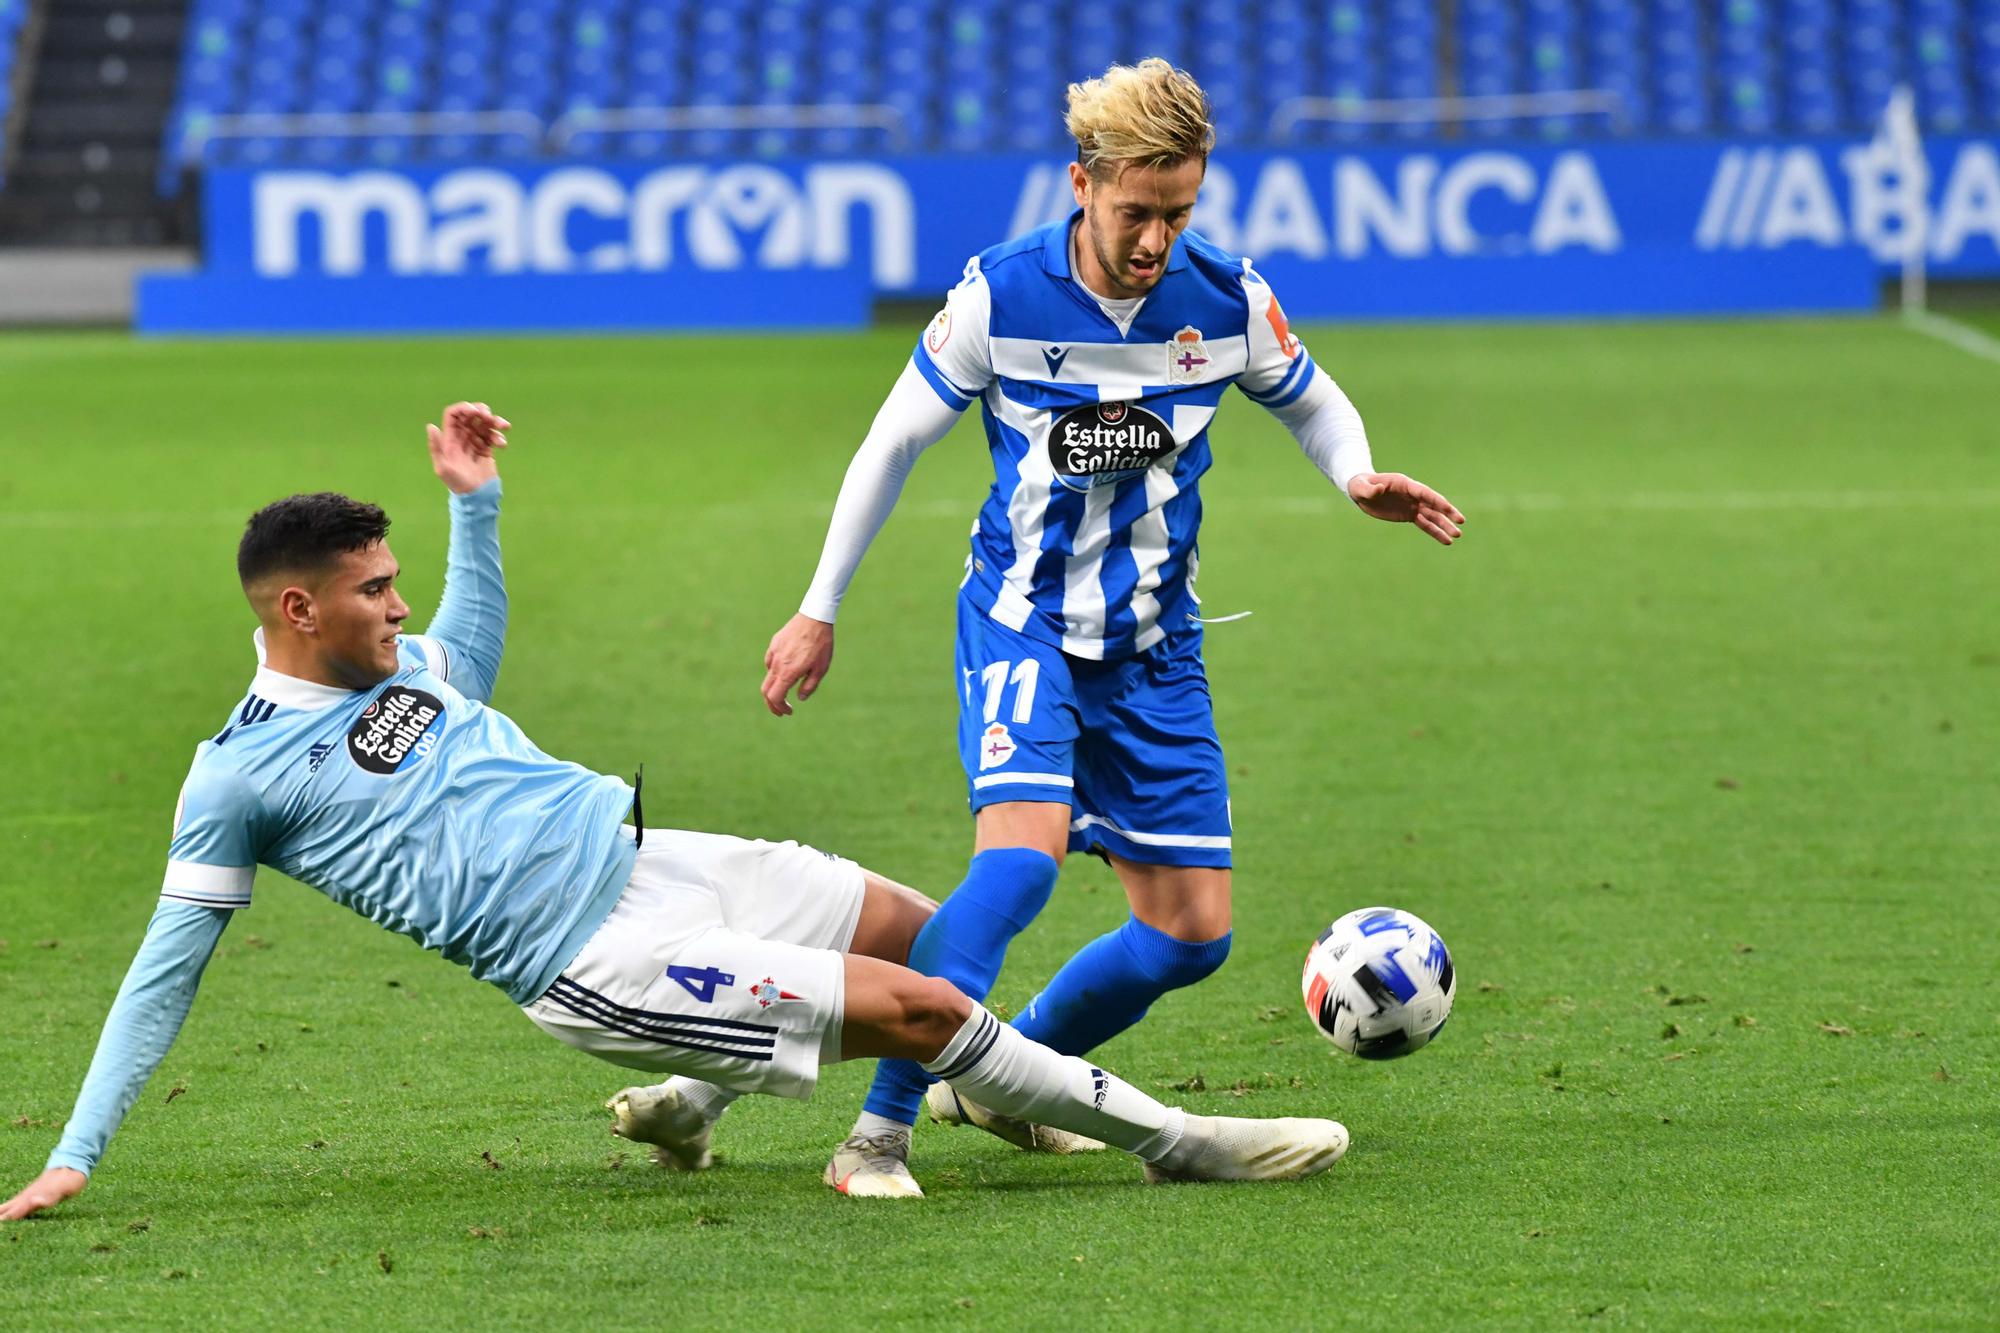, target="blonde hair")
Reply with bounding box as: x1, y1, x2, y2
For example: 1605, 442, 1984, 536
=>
1065, 58, 1216, 177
